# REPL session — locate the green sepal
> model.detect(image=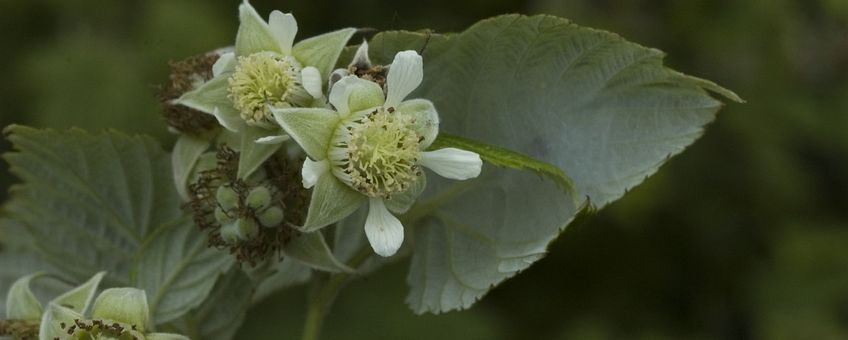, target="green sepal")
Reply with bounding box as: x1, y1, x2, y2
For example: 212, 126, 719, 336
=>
235, 2, 282, 56
237, 125, 283, 179
91, 288, 151, 333
5, 272, 45, 320
271, 107, 339, 160
292, 28, 357, 82
283, 231, 353, 273
302, 173, 366, 232
51, 271, 106, 315
174, 75, 230, 116
172, 133, 213, 201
